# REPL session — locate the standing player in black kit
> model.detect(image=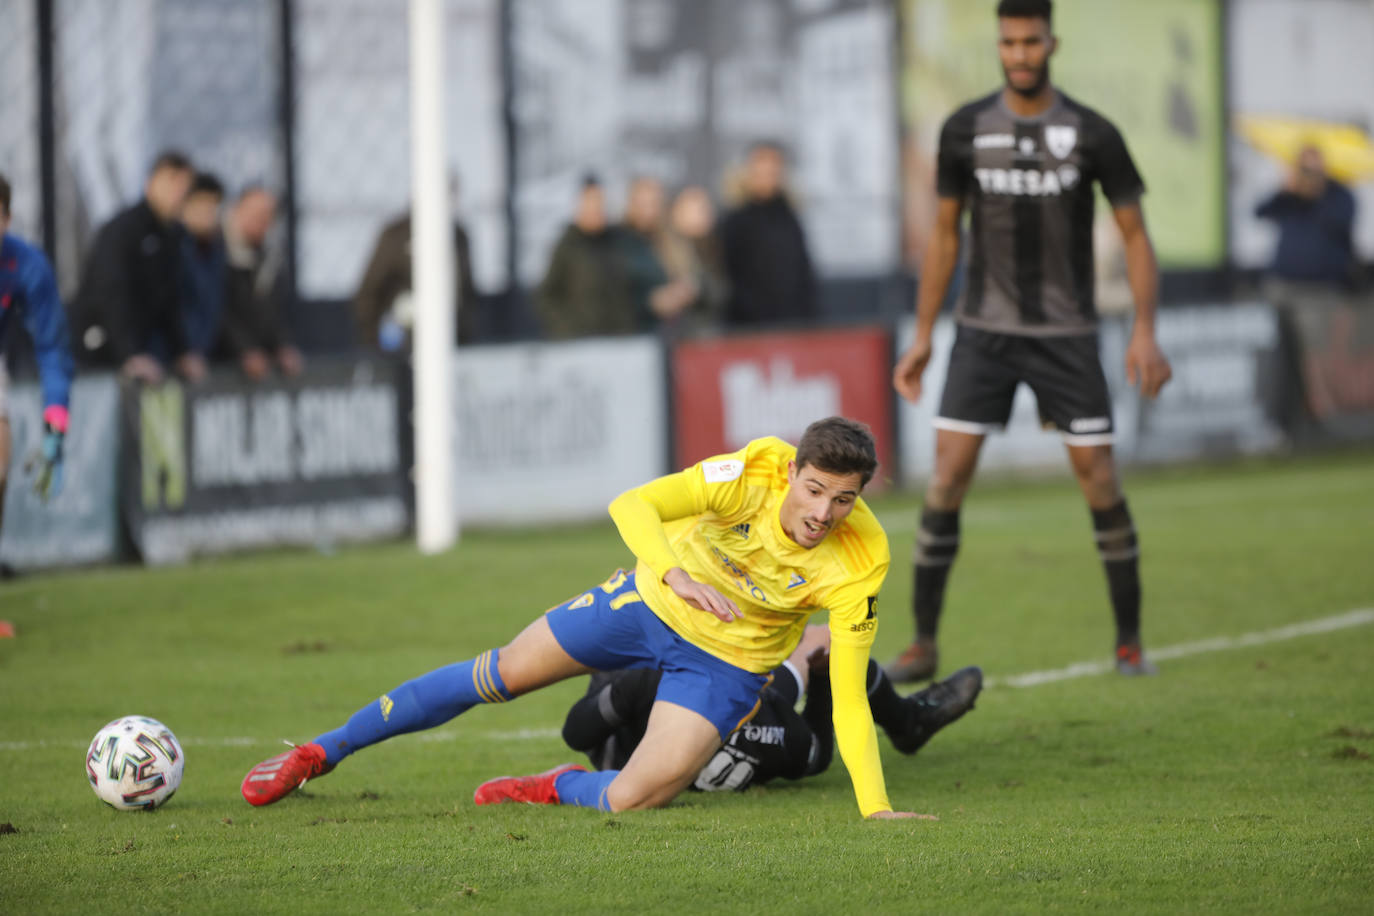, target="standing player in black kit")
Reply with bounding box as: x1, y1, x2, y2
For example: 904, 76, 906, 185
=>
888, 0, 1172, 683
